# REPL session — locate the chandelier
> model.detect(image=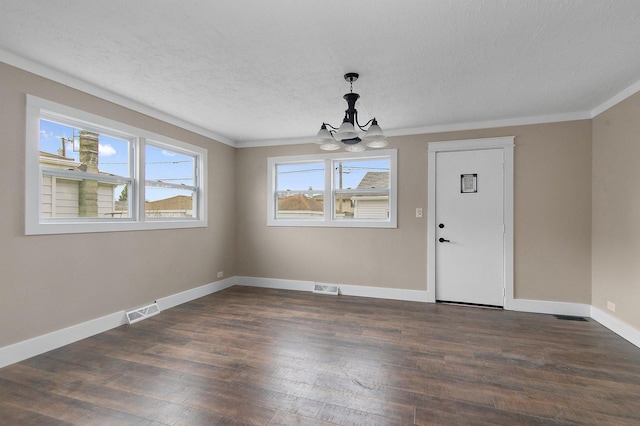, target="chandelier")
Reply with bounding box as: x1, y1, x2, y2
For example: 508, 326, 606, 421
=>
314, 73, 388, 152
